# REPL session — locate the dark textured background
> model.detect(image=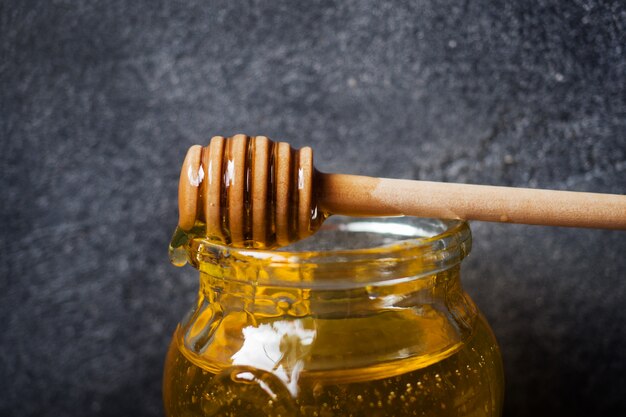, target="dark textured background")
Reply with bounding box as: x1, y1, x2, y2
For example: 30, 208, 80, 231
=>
1, 1, 625, 416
